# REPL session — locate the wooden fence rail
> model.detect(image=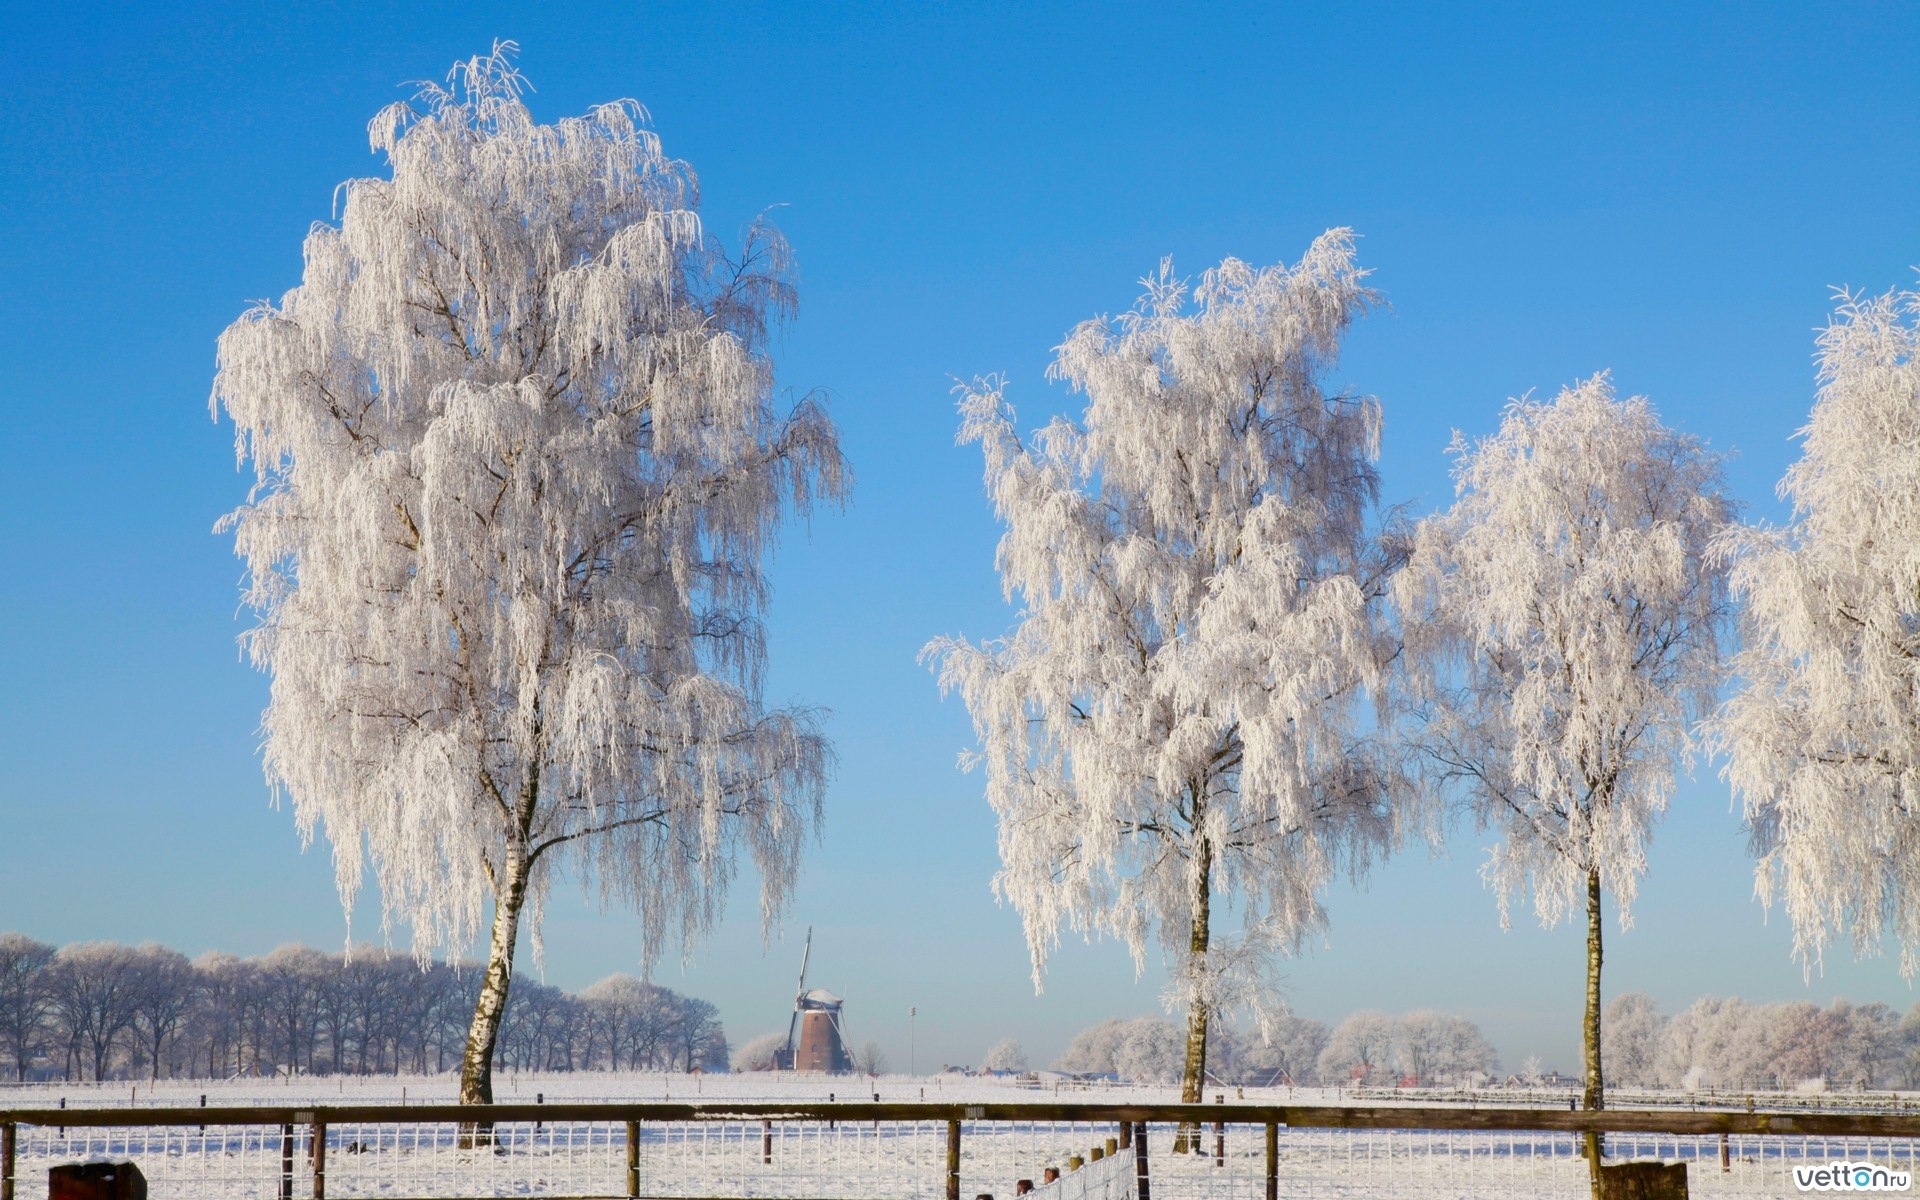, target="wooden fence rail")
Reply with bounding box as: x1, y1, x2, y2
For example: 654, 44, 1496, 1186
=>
5, 1099, 1920, 1200
7, 1098, 1920, 1135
